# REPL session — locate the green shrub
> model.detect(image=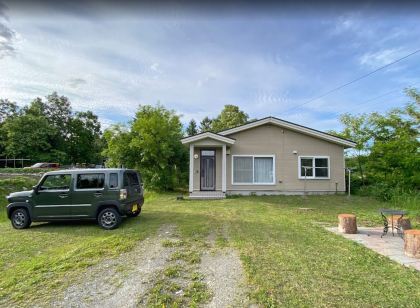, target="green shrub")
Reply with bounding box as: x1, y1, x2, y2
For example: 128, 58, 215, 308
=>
0, 168, 52, 174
